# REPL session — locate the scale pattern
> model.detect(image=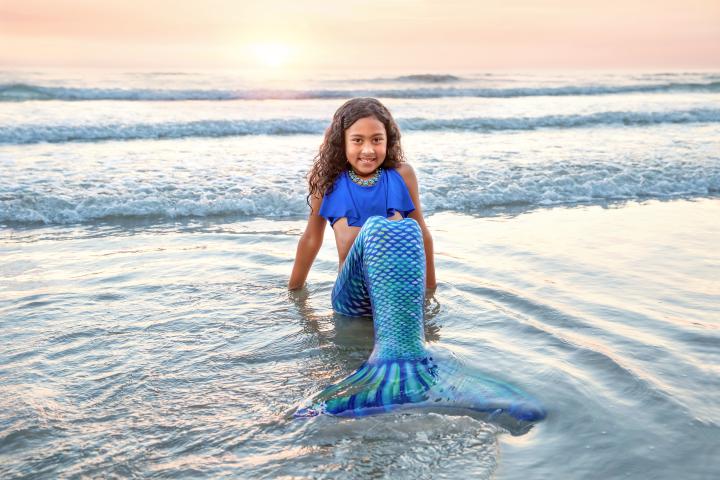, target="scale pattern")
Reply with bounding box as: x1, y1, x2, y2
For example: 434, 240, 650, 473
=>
296, 216, 546, 425
332, 216, 426, 360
